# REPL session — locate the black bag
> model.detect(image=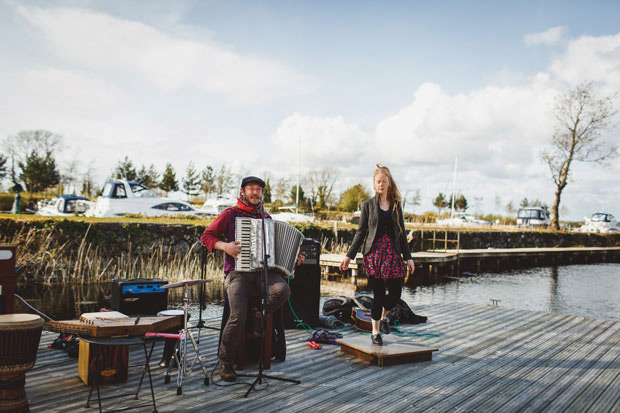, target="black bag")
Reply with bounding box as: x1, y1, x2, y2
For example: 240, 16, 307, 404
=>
387, 299, 428, 325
